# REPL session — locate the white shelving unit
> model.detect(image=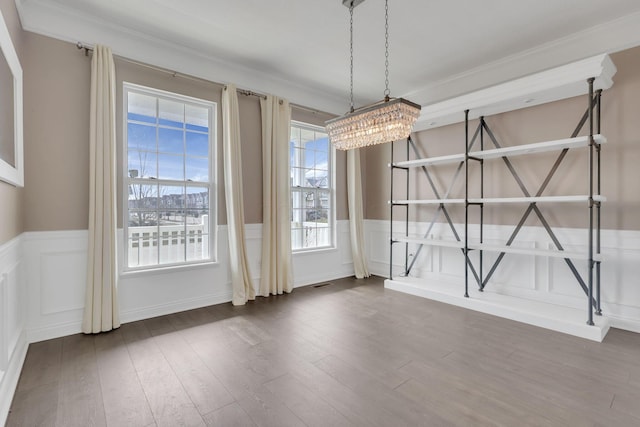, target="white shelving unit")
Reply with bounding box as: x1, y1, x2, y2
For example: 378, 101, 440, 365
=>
462, 91, 605, 326
388, 54, 616, 333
